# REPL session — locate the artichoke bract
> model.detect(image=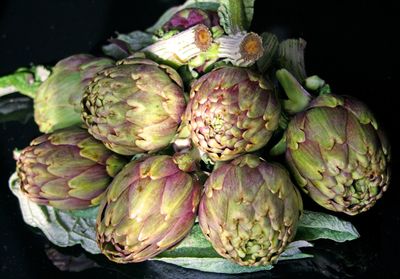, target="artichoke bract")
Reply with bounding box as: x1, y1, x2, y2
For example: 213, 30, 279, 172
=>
96, 155, 201, 263
198, 155, 303, 266
186, 66, 280, 161
34, 54, 114, 133
285, 93, 390, 215
81, 56, 186, 156
16, 127, 127, 210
